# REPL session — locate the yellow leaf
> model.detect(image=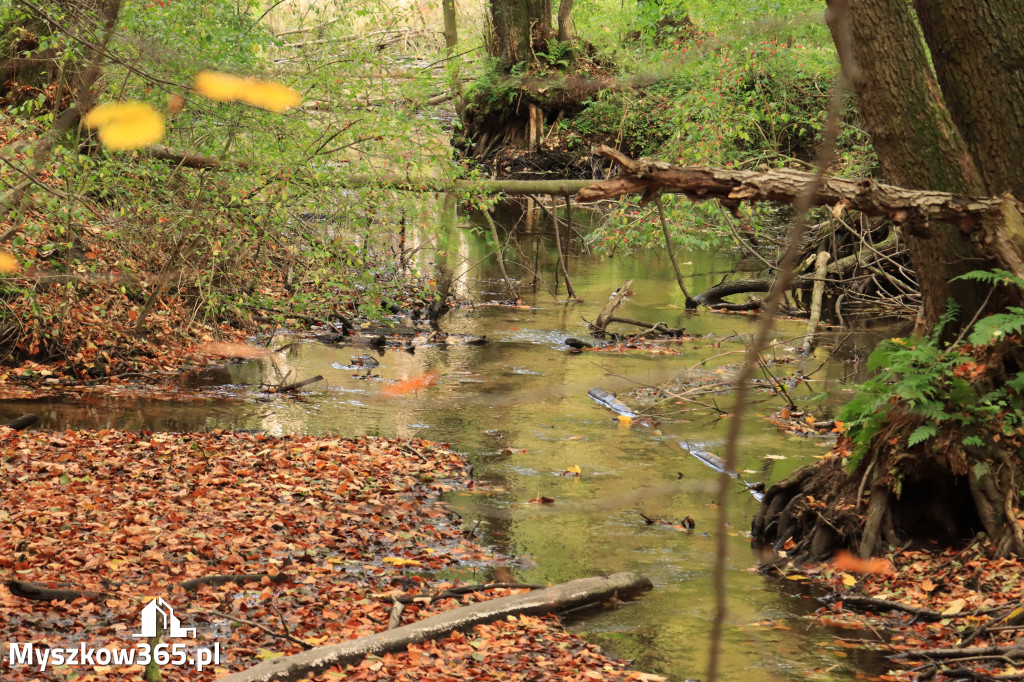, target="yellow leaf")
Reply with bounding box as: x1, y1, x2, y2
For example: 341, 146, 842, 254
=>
242, 80, 302, 112
566, 465, 582, 475
786, 574, 807, 581
617, 415, 633, 424
256, 648, 285, 661
941, 598, 967, 616
0, 252, 19, 273
841, 573, 856, 587
83, 102, 165, 150
382, 557, 422, 567
194, 71, 248, 102
194, 71, 301, 112
304, 635, 330, 646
